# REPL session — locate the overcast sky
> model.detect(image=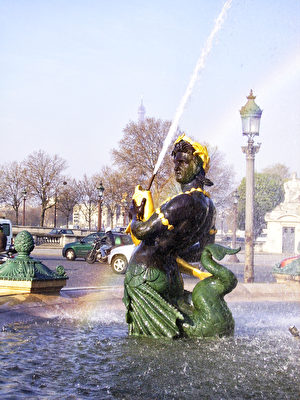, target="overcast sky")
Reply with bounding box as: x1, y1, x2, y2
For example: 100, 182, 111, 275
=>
0, 0, 299, 185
